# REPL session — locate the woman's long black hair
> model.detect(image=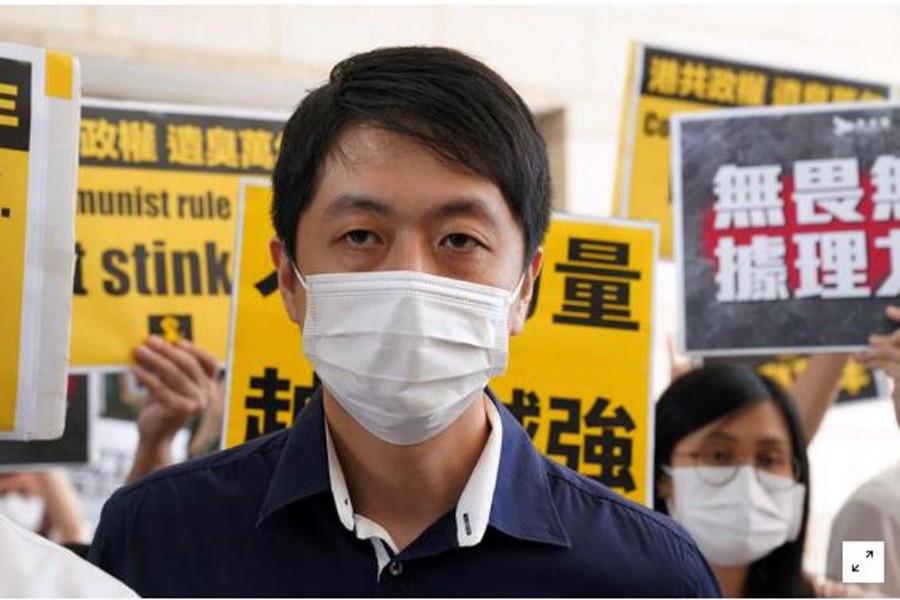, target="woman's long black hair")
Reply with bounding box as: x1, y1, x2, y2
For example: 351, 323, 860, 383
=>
654, 364, 813, 598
